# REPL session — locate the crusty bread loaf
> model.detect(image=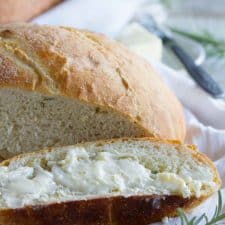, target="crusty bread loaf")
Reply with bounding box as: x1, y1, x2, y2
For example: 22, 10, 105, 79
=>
0, 23, 185, 159
0, 0, 62, 24
0, 138, 221, 225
